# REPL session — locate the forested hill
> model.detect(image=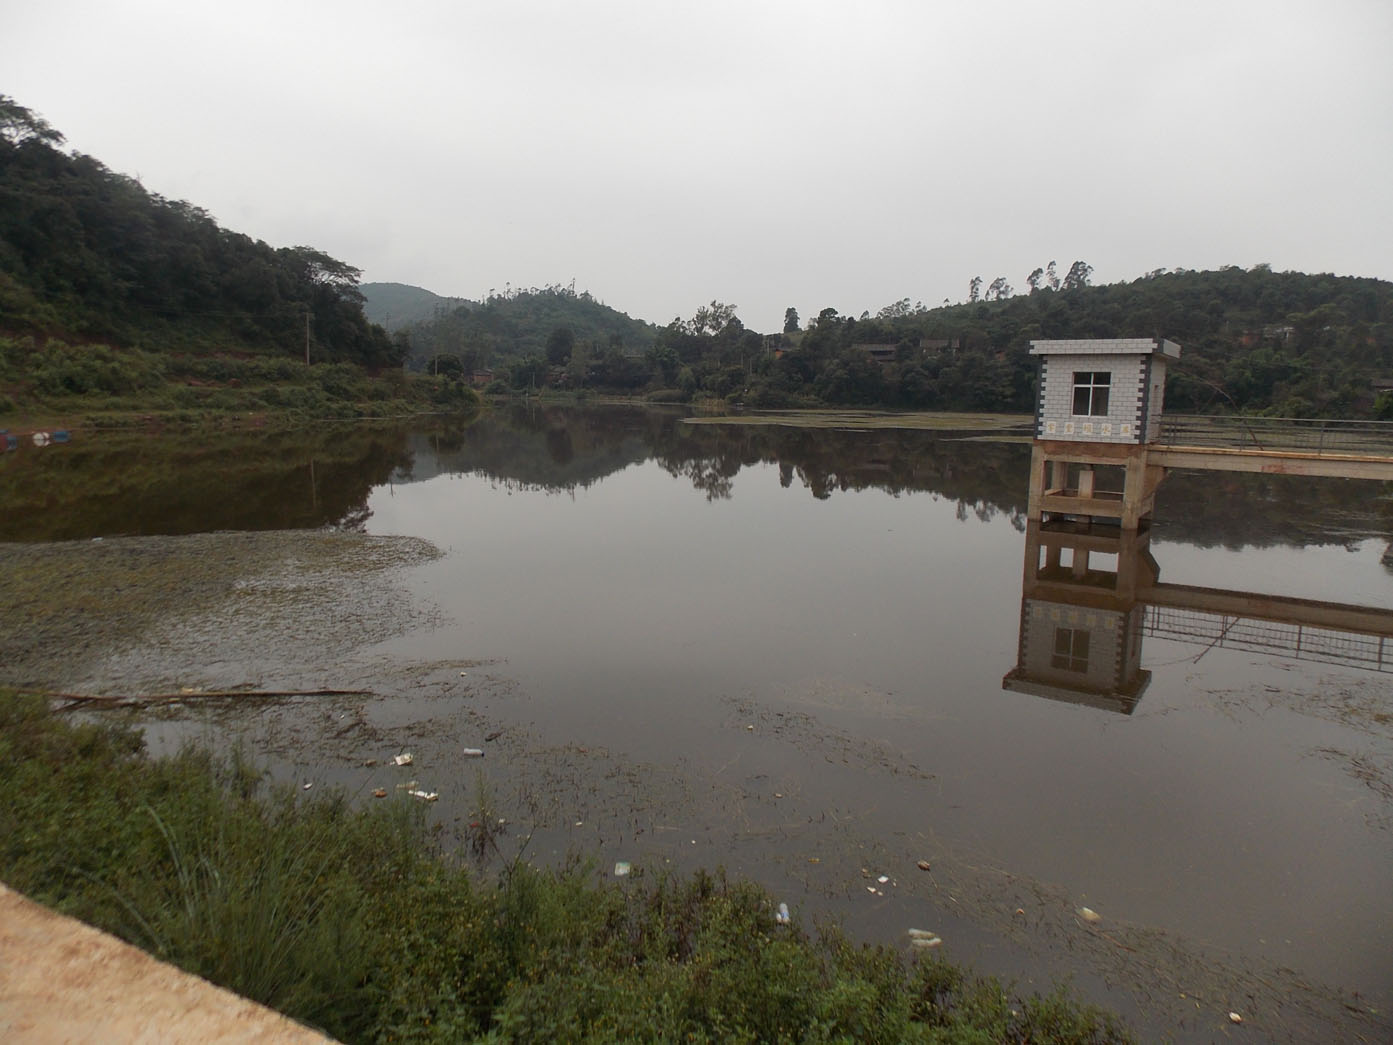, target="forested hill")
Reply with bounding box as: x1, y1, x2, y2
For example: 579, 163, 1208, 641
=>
391, 282, 659, 375
855, 266, 1393, 415
395, 267, 1393, 418
359, 282, 473, 332
0, 96, 398, 368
